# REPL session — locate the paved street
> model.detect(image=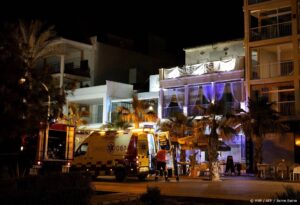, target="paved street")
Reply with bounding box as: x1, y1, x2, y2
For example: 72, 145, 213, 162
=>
91, 175, 300, 203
